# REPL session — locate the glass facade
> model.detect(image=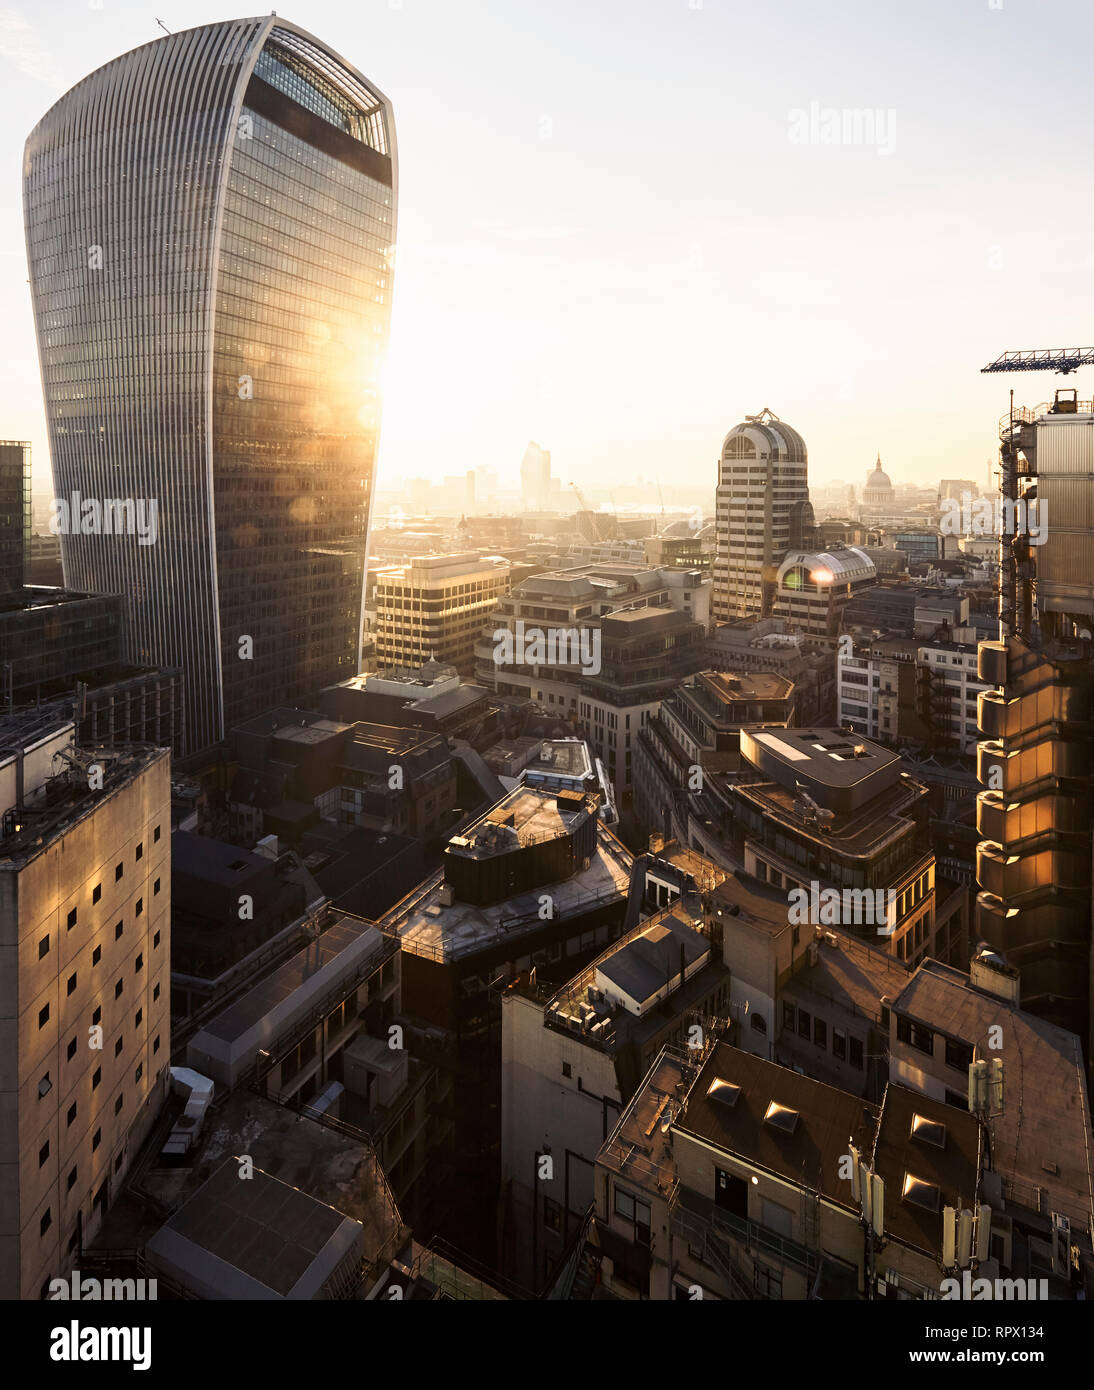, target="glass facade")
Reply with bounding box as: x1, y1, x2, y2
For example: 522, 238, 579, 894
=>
0, 441, 31, 598
23, 19, 396, 752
